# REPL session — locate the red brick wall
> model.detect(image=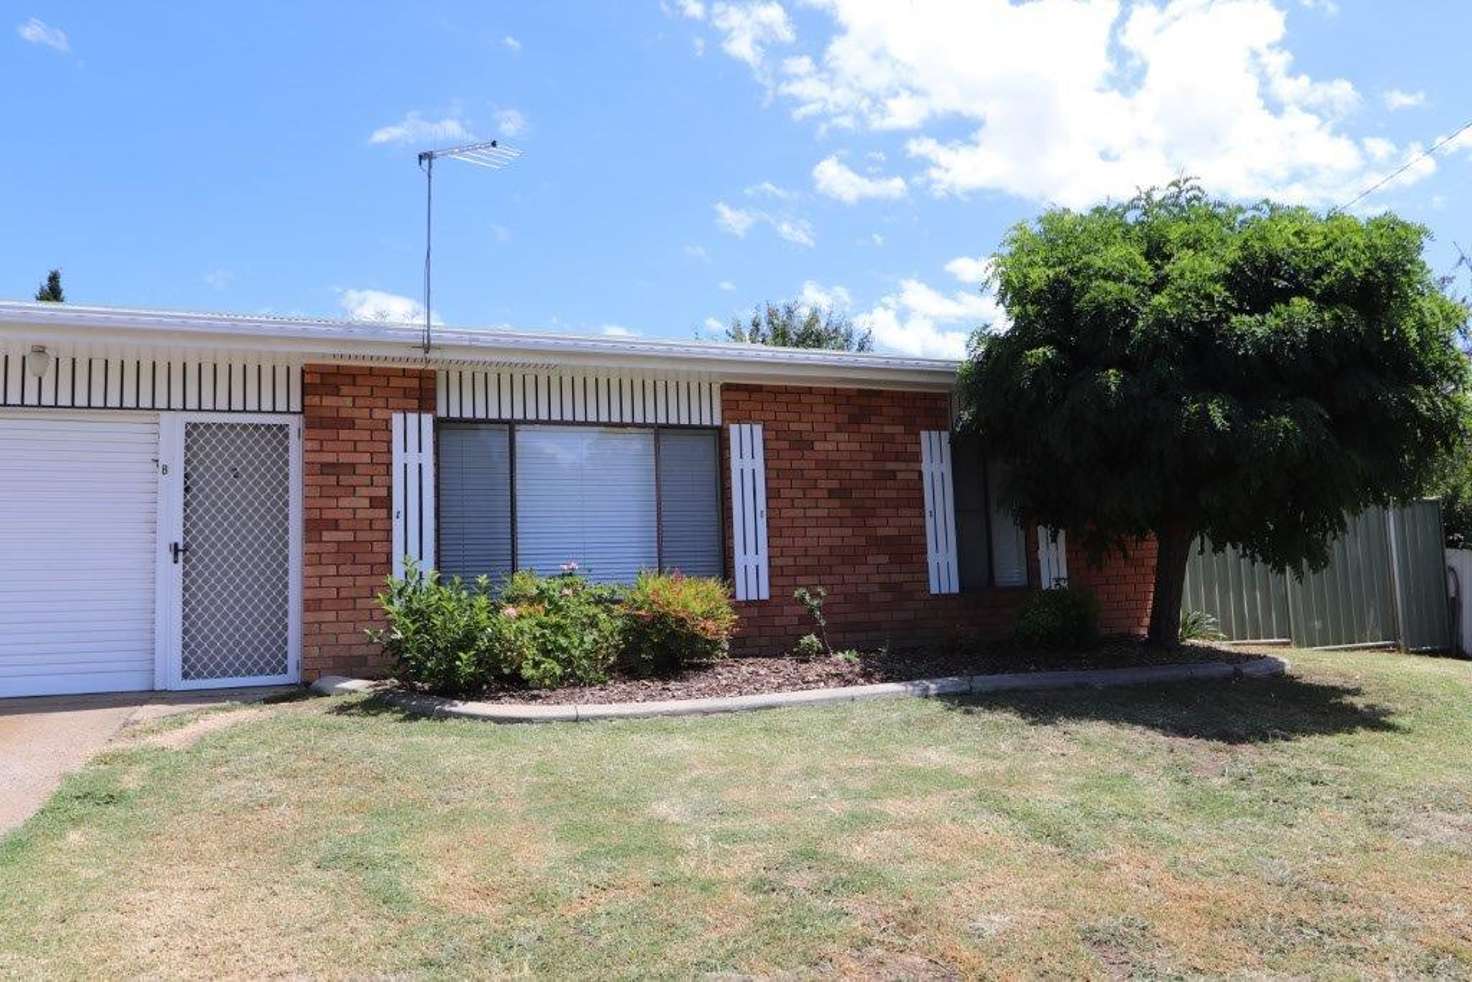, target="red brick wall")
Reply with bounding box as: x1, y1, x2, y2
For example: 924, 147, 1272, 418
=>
720, 383, 1156, 653
301, 364, 435, 680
